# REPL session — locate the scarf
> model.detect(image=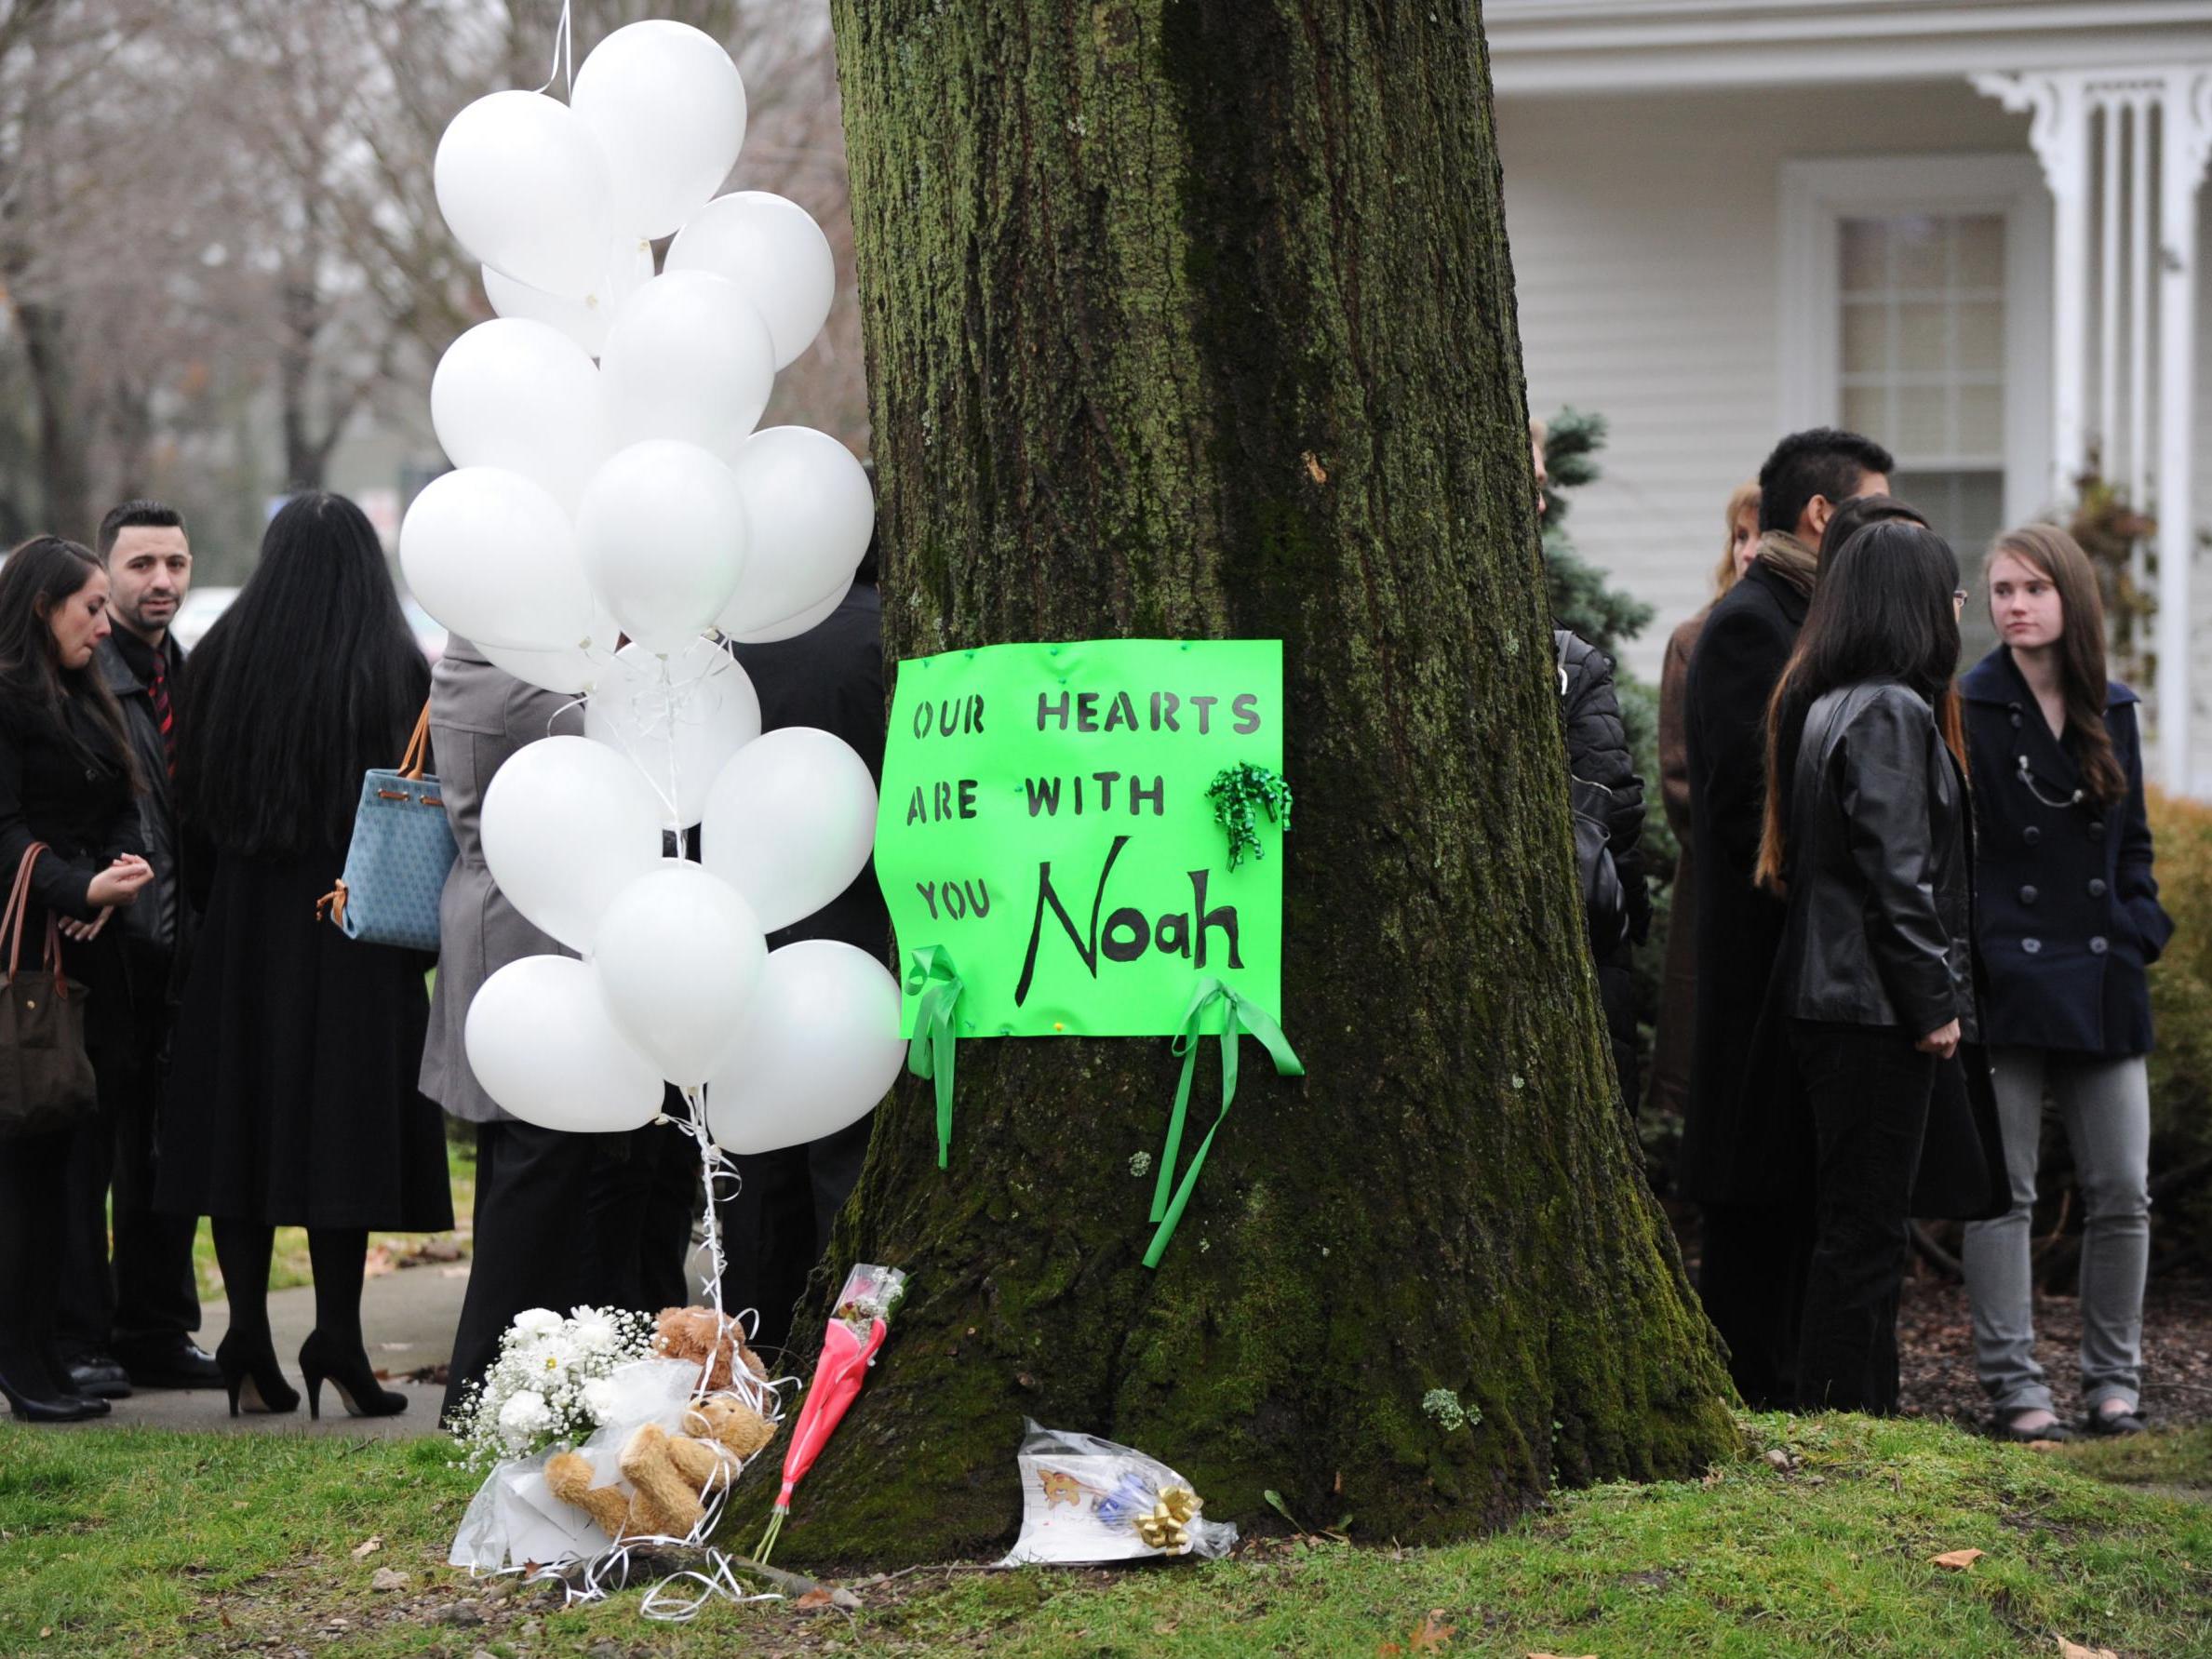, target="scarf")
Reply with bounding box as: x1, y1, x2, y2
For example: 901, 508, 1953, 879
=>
1752, 529, 1818, 599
